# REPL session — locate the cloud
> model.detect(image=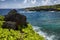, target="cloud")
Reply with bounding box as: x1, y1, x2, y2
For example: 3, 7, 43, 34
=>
54, 1, 57, 4
23, 0, 36, 4
0, 5, 8, 9
54, 0, 60, 4
41, 0, 52, 5
38, 0, 60, 6
23, 0, 28, 3
0, 0, 60, 9
31, 0, 36, 4
0, 0, 5, 1
0, 3, 26, 9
